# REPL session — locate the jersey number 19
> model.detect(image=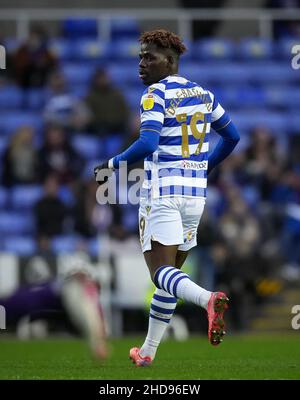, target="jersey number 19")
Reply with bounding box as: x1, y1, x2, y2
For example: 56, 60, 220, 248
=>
176, 112, 207, 158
